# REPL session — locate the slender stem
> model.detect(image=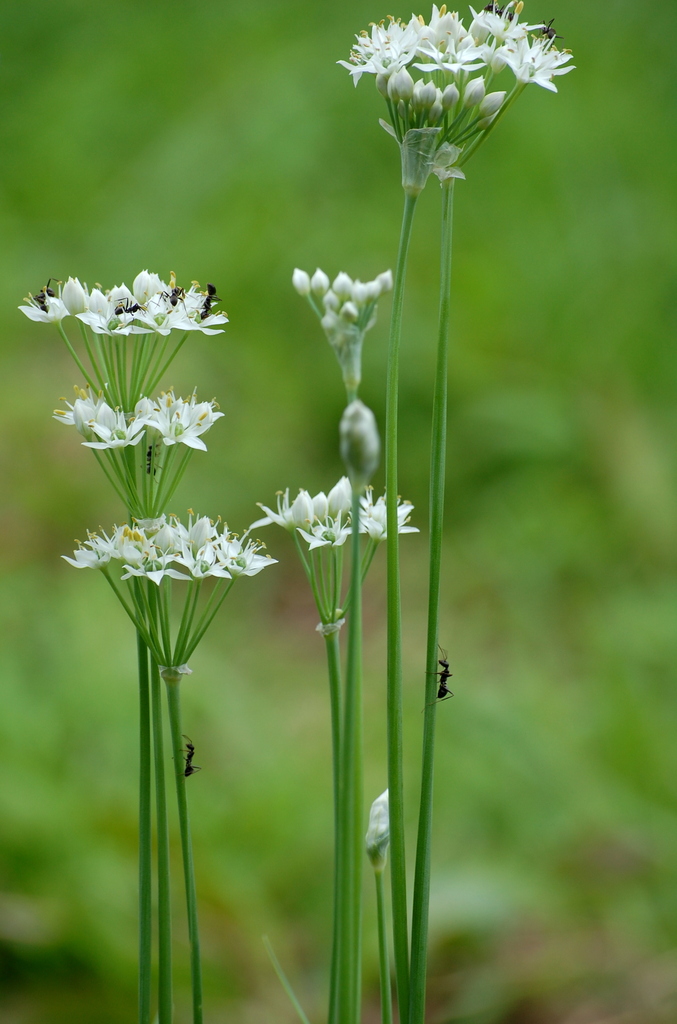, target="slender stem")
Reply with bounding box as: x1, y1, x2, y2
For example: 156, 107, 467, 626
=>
409, 179, 455, 1024
324, 628, 343, 1024
146, 333, 190, 395
164, 676, 203, 1024
337, 487, 364, 1024
181, 578, 235, 662
136, 634, 152, 1024
57, 323, 98, 391
385, 190, 419, 1020
150, 658, 173, 1022
375, 869, 394, 1024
